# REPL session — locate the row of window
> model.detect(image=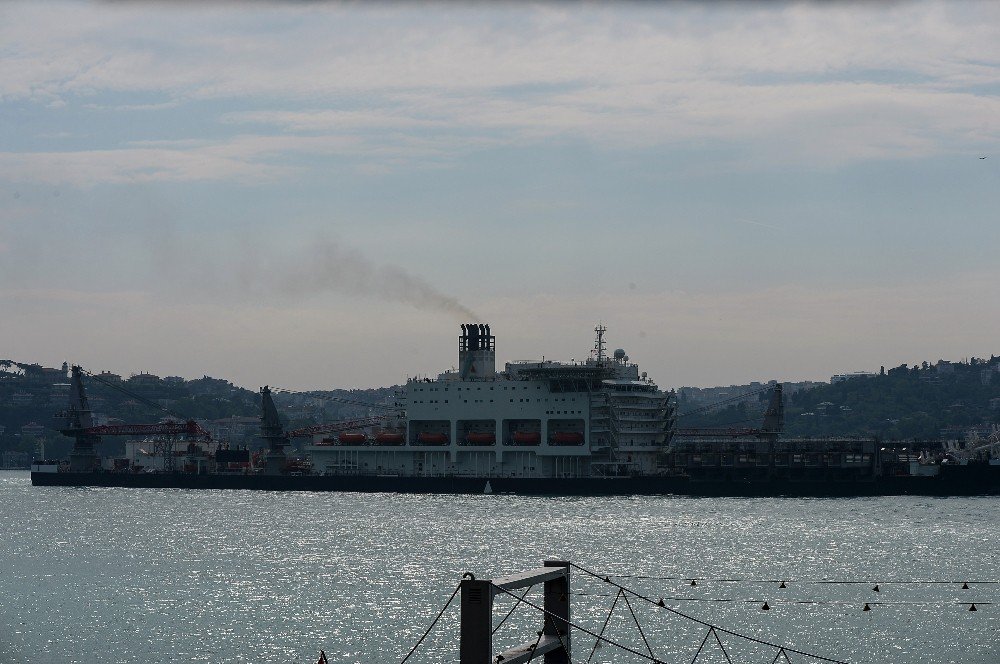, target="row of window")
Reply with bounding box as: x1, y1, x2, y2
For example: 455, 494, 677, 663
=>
413, 397, 579, 405
413, 385, 545, 392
